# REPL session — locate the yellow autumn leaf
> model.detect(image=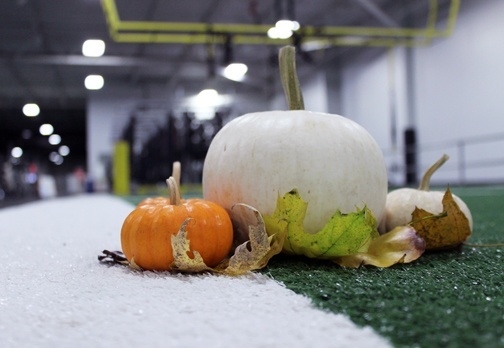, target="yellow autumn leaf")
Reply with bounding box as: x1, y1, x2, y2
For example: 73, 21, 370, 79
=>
263, 189, 378, 259
411, 187, 472, 250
